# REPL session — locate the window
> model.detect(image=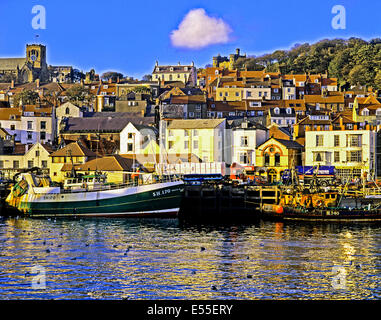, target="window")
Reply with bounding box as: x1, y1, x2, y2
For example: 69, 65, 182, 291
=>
347, 134, 362, 147
28, 160, 33, 168
274, 88, 279, 93
128, 133, 133, 139
27, 121, 33, 130
42, 160, 47, 168
0, 160, 3, 169
347, 150, 362, 162
240, 152, 248, 164
127, 143, 133, 152
13, 160, 19, 169
168, 141, 174, 149
193, 140, 198, 149
247, 91, 252, 97
264, 154, 270, 166
193, 129, 198, 136
334, 135, 340, 147
10, 124, 15, 130
316, 135, 324, 147
40, 132, 46, 140
274, 153, 280, 166
65, 107, 70, 115
184, 141, 189, 149
240, 136, 248, 147
313, 152, 323, 162
36, 150, 40, 157
334, 151, 340, 163
27, 131, 33, 140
